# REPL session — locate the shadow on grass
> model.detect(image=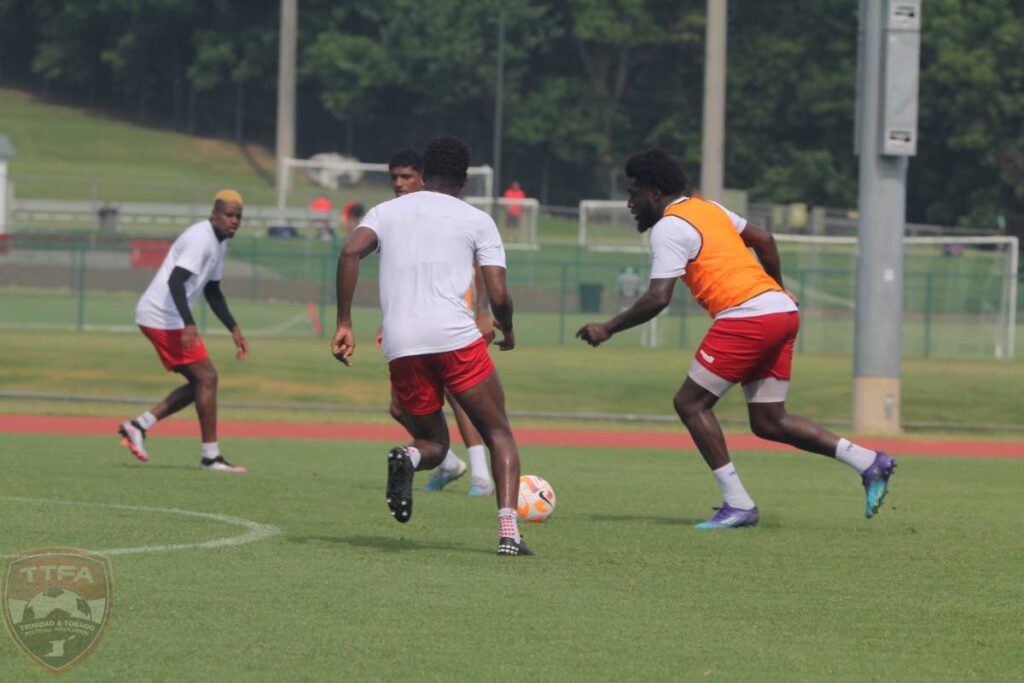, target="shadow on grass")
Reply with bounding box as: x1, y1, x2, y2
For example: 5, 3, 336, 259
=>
286, 534, 491, 555
117, 463, 199, 471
